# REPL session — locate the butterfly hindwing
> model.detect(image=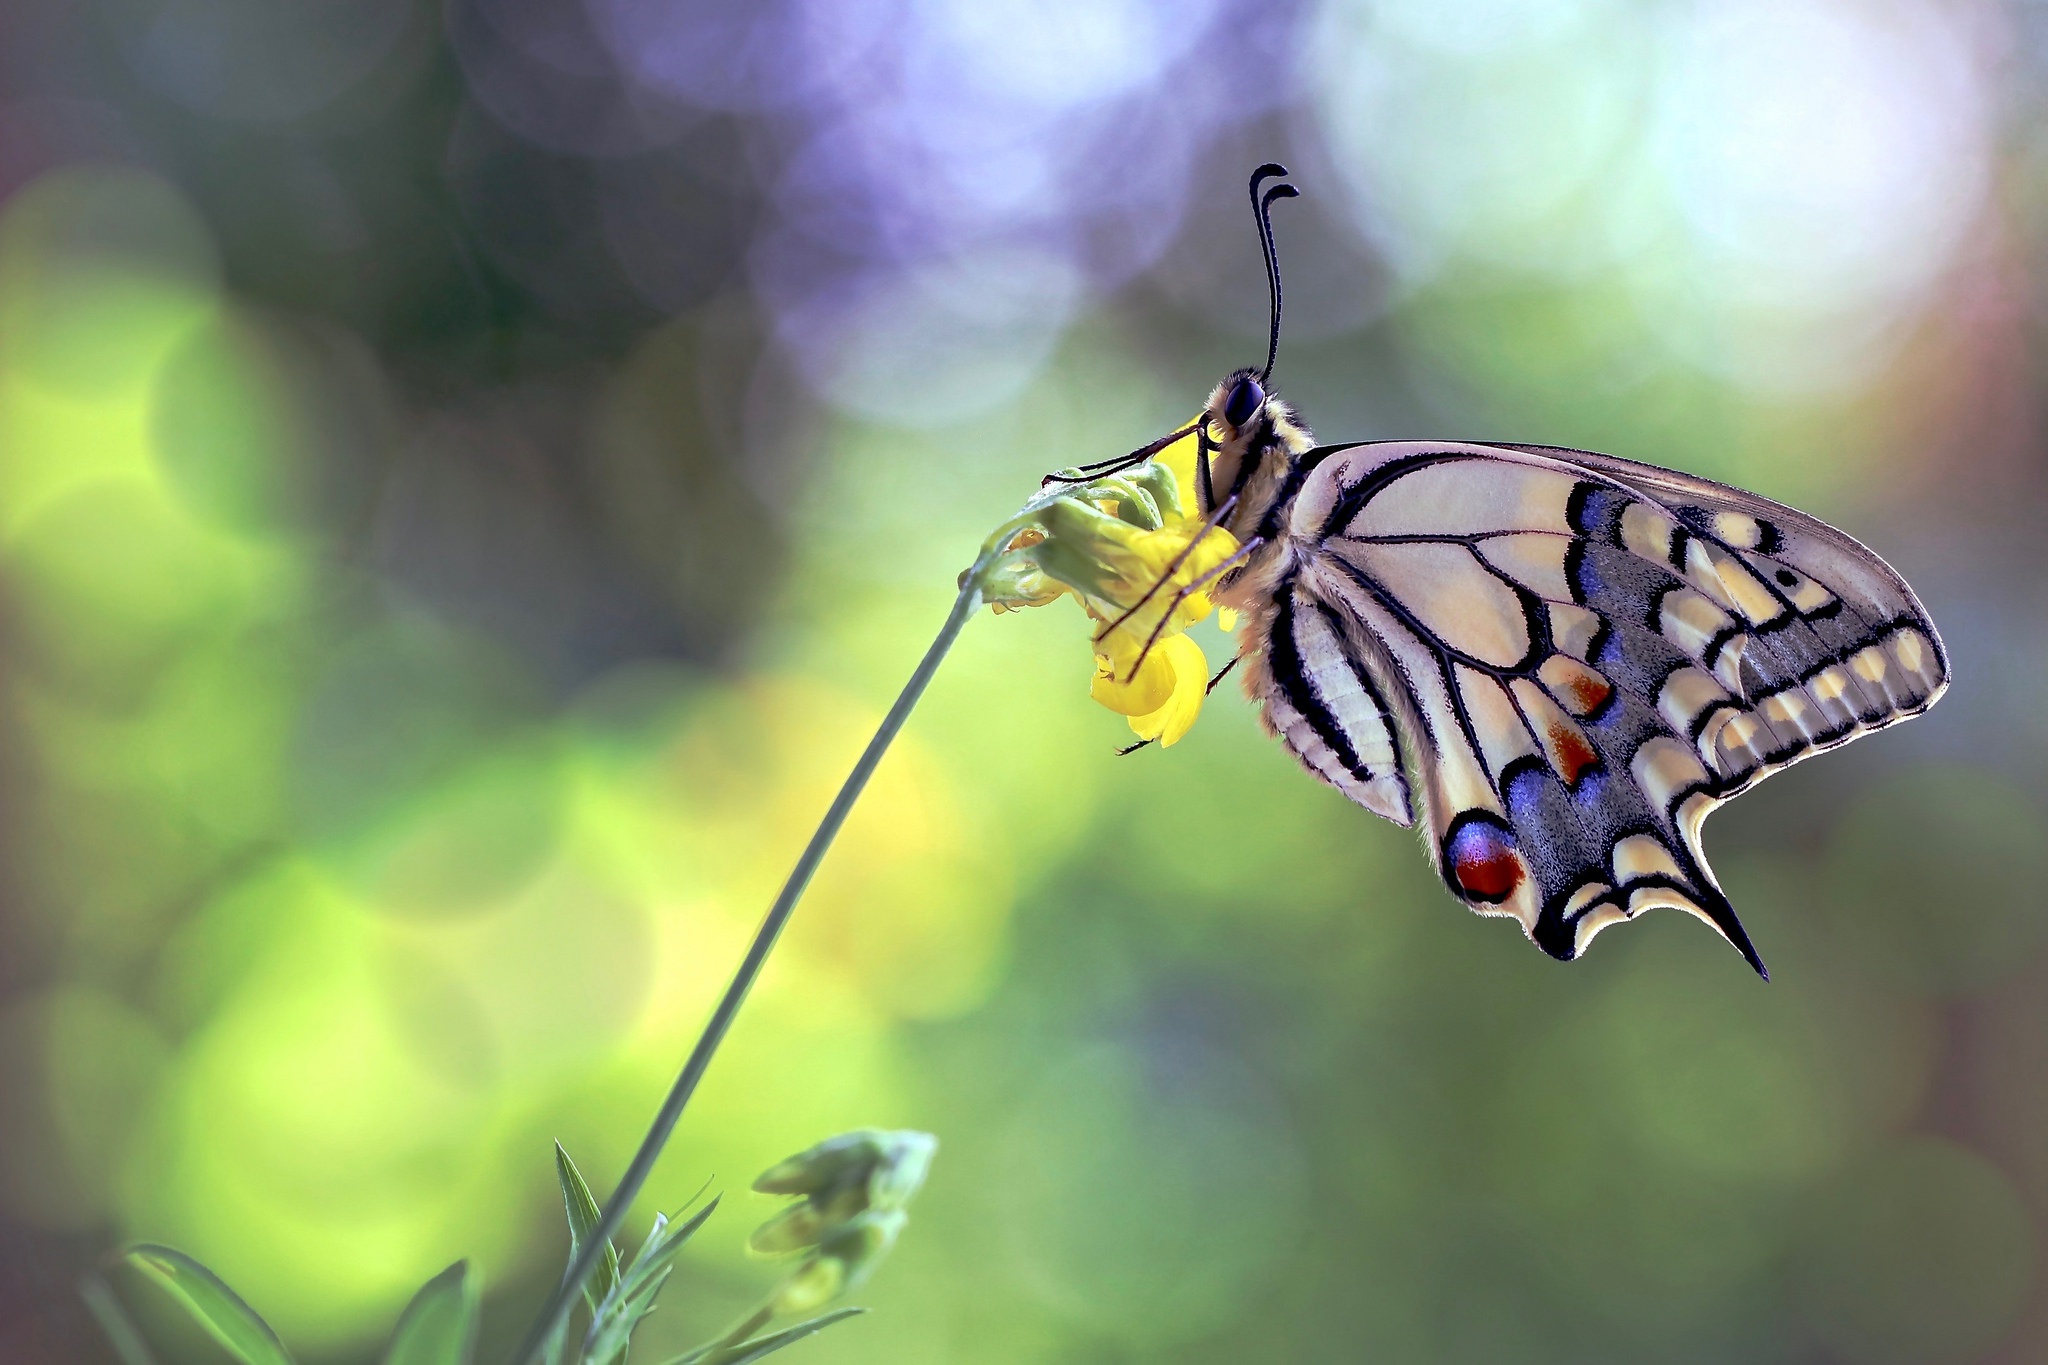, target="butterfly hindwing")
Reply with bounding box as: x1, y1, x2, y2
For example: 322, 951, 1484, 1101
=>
1250, 440, 1947, 973
1243, 579, 1415, 827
